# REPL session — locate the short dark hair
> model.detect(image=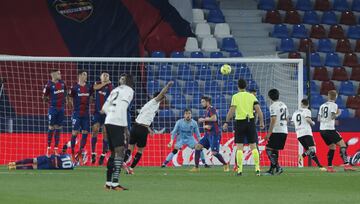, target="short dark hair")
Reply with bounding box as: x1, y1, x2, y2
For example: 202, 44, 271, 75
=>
121, 73, 134, 88
238, 79, 247, 89
201, 96, 212, 104
184, 108, 192, 113
268, 89, 279, 101
301, 99, 309, 106
78, 70, 87, 76
50, 69, 59, 74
